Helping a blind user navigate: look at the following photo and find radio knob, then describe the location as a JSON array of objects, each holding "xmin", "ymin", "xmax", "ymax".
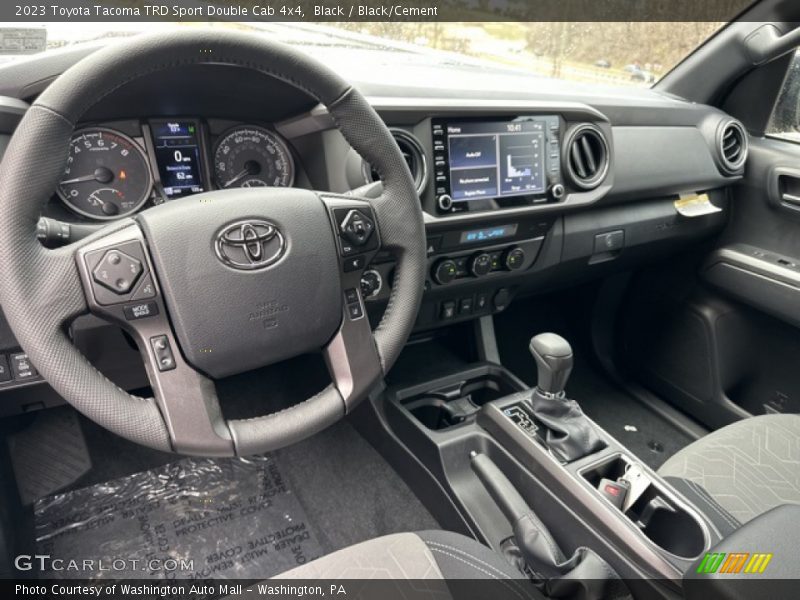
[
  {"xmin": 437, "ymin": 194, "xmax": 453, "ymax": 211},
  {"xmin": 504, "ymin": 247, "xmax": 526, "ymax": 271},
  {"xmin": 469, "ymin": 252, "xmax": 493, "ymax": 277},
  {"xmin": 433, "ymin": 258, "xmax": 458, "ymax": 285}
]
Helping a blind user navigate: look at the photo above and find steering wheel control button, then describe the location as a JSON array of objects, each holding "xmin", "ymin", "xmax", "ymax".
[
  {"xmin": 347, "ymin": 302, "xmax": 364, "ymax": 321},
  {"xmin": 343, "ymin": 255, "xmax": 366, "ymax": 273},
  {"xmin": 150, "ymin": 335, "xmax": 176, "ymax": 372},
  {"xmin": 131, "ymin": 273, "xmax": 157, "ymax": 301},
  {"xmin": 10, "ymin": 353, "xmax": 37, "ymax": 381},
  {"xmin": 92, "ymin": 249, "xmax": 143, "ymax": 294},
  {"xmin": 340, "ymin": 210, "xmax": 374, "ymax": 247},
  {"xmin": 123, "ymin": 301, "xmax": 160, "ymax": 321},
  {"xmin": 344, "ymin": 288, "xmax": 360, "ymax": 304}
]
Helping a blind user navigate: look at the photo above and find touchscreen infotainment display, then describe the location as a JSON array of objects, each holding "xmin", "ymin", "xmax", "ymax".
[{"xmin": 447, "ymin": 120, "xmax": 547, "ymax": 201}]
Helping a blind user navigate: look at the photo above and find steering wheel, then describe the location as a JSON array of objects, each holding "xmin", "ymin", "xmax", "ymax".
[{"xmin": 0, "ymin": 31, "xmax": 425, "ymax": 456}]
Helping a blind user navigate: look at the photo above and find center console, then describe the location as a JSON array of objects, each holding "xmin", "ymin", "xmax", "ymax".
[{"xmin": 375, "ymin": 332, "xmax": 722, "ymax": 598}]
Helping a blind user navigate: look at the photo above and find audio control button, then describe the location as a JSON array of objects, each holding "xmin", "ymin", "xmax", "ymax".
[{"xmin": 437, "ymin": 194, "xmax": 453, "ymax": 211}]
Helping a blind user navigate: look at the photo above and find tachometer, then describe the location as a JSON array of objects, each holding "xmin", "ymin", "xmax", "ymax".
[
  {"xmin": 213, "ymin": 126, "xmax": 294, "ymax": 189},
  {"xmin": 58, "ymin": 127, "xmax": 152, "ymax": 220}
]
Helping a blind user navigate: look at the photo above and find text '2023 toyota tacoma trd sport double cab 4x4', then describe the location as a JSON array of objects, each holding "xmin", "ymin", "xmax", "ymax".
[{"xmin": 0, "ymin": 3, "xmax": 800, "ymax": 599}]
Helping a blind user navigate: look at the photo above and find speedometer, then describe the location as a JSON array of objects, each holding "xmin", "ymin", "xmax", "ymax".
[
  {"xmin": 58, "ymin": 127, "xmax": 152, "ymax": 220},
  {"xmin": 213, "ymin": 126, "xmax": 294, "ymax": 189}
]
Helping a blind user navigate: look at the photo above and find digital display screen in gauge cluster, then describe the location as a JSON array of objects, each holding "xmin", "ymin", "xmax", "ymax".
[{"xmin": 150, "ymin": 120, "xmax": 205, "ymax": 198}]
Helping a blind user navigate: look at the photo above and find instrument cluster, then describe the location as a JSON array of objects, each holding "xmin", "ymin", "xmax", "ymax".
[{"xmin": 57, "ymin": 118, "xmax": 296, "ymax": 220}]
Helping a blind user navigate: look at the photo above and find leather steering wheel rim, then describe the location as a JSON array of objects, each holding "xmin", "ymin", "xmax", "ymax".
[{"xmin": 0, "ymin": 30, "xmax": 425, "ymax": 456}]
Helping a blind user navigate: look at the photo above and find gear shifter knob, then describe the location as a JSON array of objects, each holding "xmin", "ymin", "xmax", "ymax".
[{"xmin": 529, "ymin": 333, "xmax": 573, "ymax": 396}]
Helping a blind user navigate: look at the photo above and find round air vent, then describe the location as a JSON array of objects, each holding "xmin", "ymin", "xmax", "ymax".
[
  {"xmin": 565, "ymin": 124, "xmax": 610, "ymax": 191},
  {"xmin": 718, "ymin": 120, "xmax": 748, "ymax": 173},
  {"xmin": 363, "ymin": 129, "xmax": 428, "ymax": 195}
]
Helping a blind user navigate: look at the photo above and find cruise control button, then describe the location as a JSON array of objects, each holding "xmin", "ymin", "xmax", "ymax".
[
  {"xmin": 10, "ymin": 353, "xmax": 37, "ymax": 380},
  {"xmin": 123, "ymin": 301, "xmax": 159, "ymax": 321},
  {"xmin": 92, "ymin": 249, "xmax": 143, "ymax": 294}
]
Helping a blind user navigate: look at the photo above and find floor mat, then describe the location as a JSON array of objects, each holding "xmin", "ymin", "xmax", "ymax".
[
  {"xmin": 8, "ymin": 407, "xmax": 91, "ymax": 506},
  {"xmin": 34, "ymin": 454, "xmax": 323, "ymax": 580}
]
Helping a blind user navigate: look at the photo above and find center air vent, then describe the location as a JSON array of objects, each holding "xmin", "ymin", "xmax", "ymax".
[
  {"xmin": 364, "ymin": 129, "xmax": 428, "ymax": 195},
  {"xmin": 565, "ymin": 124, "xmax": 609, "ymax": 191},
  {"xmin": 718, "ymin": 120, "xmax": 748, "ymax": 173}
]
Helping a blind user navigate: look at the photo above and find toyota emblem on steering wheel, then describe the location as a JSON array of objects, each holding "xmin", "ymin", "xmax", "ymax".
[{"xmin": 214, "ymin": 220, "xmax": 286, "ymax": 270}]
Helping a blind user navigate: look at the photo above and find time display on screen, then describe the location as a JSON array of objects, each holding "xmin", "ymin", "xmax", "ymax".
[{"xmin": 458, "ymin": 224, "xmax": 518, "ymax": 244}]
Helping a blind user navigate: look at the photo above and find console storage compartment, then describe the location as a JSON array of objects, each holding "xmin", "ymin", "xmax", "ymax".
[{"xmin": 580, "ymin": 453, "xmax": 707, "ymax": 559}]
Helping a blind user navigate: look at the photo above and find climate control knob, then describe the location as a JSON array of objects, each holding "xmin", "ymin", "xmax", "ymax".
[
  {"xmin": 504, "ymin": 247, "xmax": 526, "ymax": 271},
  {"xmin": 433, "ymin": 258, "xmax": 458, "ymax": 285},
  {"xmin": 469, "ymin": 252, "xmax": 493, "ymax": 277}
]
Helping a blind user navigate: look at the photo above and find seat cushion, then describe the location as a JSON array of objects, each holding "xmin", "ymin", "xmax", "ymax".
[
  {"xmin": 273, "ymin": 530, "xmax": 539, "ymax": 599},
  {"xmin": 658, "ymin": 414, "xmax": 800, "ymax": 526}
]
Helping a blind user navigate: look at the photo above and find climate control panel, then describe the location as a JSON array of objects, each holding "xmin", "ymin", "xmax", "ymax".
[{"xmin": 432, "ymin": 245, "xmax": 529, "ymax": 285}]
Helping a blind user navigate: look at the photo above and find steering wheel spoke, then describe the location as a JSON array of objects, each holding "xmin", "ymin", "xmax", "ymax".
[{"xmin": 74, "ymin": 220, "xmax": 234, "ymax": 456}]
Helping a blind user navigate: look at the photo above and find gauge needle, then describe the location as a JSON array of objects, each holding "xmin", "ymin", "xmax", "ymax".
[
  {"xmin": 61, "ymin": 167, "xmax": 114, "ymax": 185},
  {"xmin": 223, "ymin": 161, "xmax": 261, "ymax": 188}
]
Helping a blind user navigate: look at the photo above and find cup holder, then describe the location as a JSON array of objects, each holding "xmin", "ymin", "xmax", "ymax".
[
  {"xmin": 400, "ymin": 369, "xmax": 523, "ymax": 431},
  {"xmin": 580, "ymin": 454, "xmax": 707, "ymax": 559}
]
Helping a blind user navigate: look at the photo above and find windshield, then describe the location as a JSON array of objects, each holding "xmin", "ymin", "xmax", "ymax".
[{"xmin": 2, "ymin": 21, "xmax": 725, "ymax": 87}]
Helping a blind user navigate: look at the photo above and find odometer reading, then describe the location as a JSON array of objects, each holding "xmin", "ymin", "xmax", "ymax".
[
  {"xmin": 213, "ymin": 126, "xmax": 294, "ymax": 189},
  {"xmin": 58, "ymin": 128, "xmax": 152, "ymax": 220}
]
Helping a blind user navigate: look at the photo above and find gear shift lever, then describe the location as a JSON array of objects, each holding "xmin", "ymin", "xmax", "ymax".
[
  {"xmin": 529, "ymin": 333, "xmax": 573, "ymax": 396},
  {"xmin": 525, "ymin": 333, "xmax": 605, "ymax": 462}
]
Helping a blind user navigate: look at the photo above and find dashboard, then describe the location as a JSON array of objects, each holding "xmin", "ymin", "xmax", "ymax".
[
  {"xmin": 54, "ymin": 118, "xmax": 296, "ymax": 221},
  {"xmin": 0, "ymin": 46, "xmax": 747, "ymax": 409}
]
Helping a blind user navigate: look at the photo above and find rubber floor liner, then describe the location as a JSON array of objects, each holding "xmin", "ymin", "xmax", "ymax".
[
  {"xmin": 8, "ymin": 407, "xmax": 91, "ymax": 506},
  {"xmin": 34, "ymin": 454, "xmax": 323, "ymax": 579}
]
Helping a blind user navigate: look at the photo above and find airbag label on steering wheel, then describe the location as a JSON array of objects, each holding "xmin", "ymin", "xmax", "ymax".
[{"xmin": 32, "ymin": 455, "xmax": 323, "ymax": 579}]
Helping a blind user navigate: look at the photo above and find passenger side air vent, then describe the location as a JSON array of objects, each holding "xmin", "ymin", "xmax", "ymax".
[
  {"xmin": 565, "ymin": 124, "xmax": 609, "ymax": 191},
  {"xmin": 718, "ymin": 120, "xmax": 748, "ymax": 173},
  {"xmin": 364, "ymin": 129, "xmax": 428, "ymax": 195}
]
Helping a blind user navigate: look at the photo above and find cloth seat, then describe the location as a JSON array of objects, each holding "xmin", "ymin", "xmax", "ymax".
[
  {"xmin": 272, "ymin": 530, "xmax": 540, "ymax": 599},
  {"xmin": 658, "ymin": 414, "xmax": 800, "ymax": 534}
]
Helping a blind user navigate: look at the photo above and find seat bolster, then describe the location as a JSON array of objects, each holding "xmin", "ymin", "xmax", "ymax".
[{"xmin": 658, "ymin": 414, "xmax": 800, "ymax": 525}]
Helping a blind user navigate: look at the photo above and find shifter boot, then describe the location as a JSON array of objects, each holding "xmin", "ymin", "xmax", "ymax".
[{"xmin": 528, "ymin": 389, "xmax": 606, "ymax": 462}]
